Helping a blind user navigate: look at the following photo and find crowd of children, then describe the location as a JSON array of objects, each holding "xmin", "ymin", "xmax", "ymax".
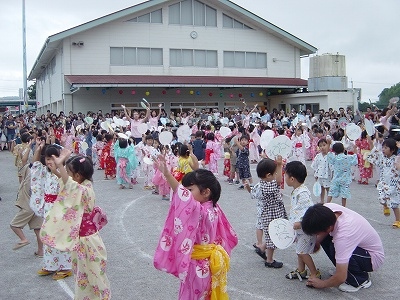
[{"xmin": 6, "ymin": 102, "xmax": 400, "ymax": 298}]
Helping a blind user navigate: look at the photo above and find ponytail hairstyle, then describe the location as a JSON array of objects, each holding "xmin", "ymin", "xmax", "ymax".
[{"xmin": 65, "ymin": 156, "xmax": 94, "ymax": 182}]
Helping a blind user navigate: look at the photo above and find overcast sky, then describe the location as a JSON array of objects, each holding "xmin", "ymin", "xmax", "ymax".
[{"xmin": 1, "ymin": 0, "xmax": 399, "ymax": 103}]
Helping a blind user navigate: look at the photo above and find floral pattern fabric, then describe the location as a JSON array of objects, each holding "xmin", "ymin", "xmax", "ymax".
[
  {"xmin": 30, "ymin": 161, "xmax": 72, "ymax": 271},
  {"xmin": 153, "ymin": 185, "xmax": 238, "ymax": 300},
  {"xmin": 40, "ymin": 178, "xmax": 111, "ymax": 300}
]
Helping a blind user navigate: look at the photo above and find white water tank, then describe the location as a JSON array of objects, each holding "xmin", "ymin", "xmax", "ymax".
[{"xmin": 309, "ymin": 53, "xmax": 346, "ymax": 78}]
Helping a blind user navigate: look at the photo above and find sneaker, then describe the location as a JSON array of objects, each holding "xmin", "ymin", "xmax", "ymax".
[
  {"xmin": 285, "ymin": 269, "xmax": 308, "ymax": 281},
  {"xmin": 235, "ymin": 181, "xmax": 240, "ymax": 185},
  {"xmin": 237, "ymin": 185, "xmax": 244, "ymax": 190},
  {"xmin": 228, "ymin": 180, "xmax": 233, "ymax": 185},
  {"xmin": 338, "ymin": 279, "xmax": 371, "ymax": 292},
  {"xmin": 383, "ymin": 206, "xmax": 390, "ymax": 216},
  {"xmin": 265, "ymin": 260, "xmax": 283, "ymax": 268}
]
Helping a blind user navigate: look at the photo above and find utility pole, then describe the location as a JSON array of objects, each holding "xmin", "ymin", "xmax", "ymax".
[{"xmin": 22, "ymin": 0, "xmax": 28, "ymax": 112}]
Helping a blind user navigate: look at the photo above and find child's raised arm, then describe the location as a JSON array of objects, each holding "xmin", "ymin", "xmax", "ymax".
[
  {"xmin": 275, "ymin": 155, "xmax": 283, "ymax": 184},
  {"xmin": 51, "ymin": 148, "xmax": 72, "ymax": 184},
  {"xmin": 187, "ymin": 144, "xmax": 199, "ymax": 170}
]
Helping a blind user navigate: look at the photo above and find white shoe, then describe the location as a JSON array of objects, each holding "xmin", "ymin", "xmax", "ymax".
[{"xmin": 338, "ymin": 279, "xmax": 371, "ymax": 292}]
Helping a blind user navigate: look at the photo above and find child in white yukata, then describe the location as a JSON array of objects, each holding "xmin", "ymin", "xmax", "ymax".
[
  {"xmin": 366, "ymin": 138, "xmax": 400, "ymax": 227},
  {"xmin": 139, "ymin": 135, "xmax": 157, "ymax": 189},
  {"xmin": 311, "ymin": 138, "xmax": 332, "ymax": 203},
  {"xmin": 284, "ymin": 161, "xmax": 320, "ymax": 281},
  {"xmin": 30, "ymin": 141, "xmax": 72, "ymax": 280},
  {"xmin": 291, "ymin": 127, "xmax": 310, "ymax": 165},
  {"xmin": 327, "ymin": 142, "xmax": 358, "ymax": 207}
]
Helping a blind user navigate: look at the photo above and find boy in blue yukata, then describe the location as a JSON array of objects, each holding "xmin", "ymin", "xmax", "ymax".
[{"xmin": 327, "ymin": 142, "xmax": 358, "ymax": 207}]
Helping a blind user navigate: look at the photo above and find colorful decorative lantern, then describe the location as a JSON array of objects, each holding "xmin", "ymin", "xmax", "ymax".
[
  {"xmin": 219, "ymin": 92, "xmax": 223, "ymax": 97},
  {"xmin": 101, "ymin": 89, "xmax": 106, "ymax": 95},
  {"xmin": 250, "ymin": 93, "xmax": 254, "ymax": 97},
  {"xmin": 209, "ymin": 92, "xmax": 213, "ymax": 97},
  {"xmin": 131, "ymin": 90, "xmax": 136, "ymax": 95},
  {"xmin": 196, "ymin": 91, "xmax": 200, "ymax": 95},
  {"xmin": 162, "ymin": 90, "xmax": 167, "ymax": 95},
  {"xmin": 145, "ymin": 91, "xmax": 150, "ymax": 96},
  {"xmin": 190, "ymin": 90, "xmax": 194, "ymax": 95},
  {"xmin": 259, "ymin": 92, "xmax": 264, "ymax": 97},
  {"xmin": 119, "ymin": 90, "xmax": 123, "ymax": 94},
  {"xmin": 176, "ymin": 89, "xmax": 181, "ymax": 94},
  {"xmin": 229, "ymin": 94, "xmax": 234, "ymax": 98},
  {"xmin": 278, "ymin": 90, "xmax": 282, "ymax": 93},
  {"xmin": 238, "ymin": 93, "xmax": 243, "ymax": 98}
]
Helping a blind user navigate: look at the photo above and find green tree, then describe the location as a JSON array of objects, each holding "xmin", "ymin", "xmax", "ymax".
[
  {"xmin": 27, "ymin": 81, "xmax": 36, "ymax": 99},
  {"xmin": 377, "ymin": 82, "xmax": 400, "ymax": 107}
]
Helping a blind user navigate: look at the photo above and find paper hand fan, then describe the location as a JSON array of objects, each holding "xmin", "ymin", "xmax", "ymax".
[
  {"xmin": 268, "ymin": 218, "xmax": 296, "ymax": 249},
  {"xmin": 313, "ymin": 181, "xmax": 322, "ymax": 197},
  {"xmin": 159, "ymin": 131, "xmax": 173, "ymax": 145}
]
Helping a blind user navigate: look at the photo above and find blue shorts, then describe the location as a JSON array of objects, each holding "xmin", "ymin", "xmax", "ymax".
[
  {"xmin": 328, "ymin": 180, "xmax": 351, "ymax": 199},
  {"xmin": 6, "ymin": 133, "xmax": 15, "ymax": 142}
]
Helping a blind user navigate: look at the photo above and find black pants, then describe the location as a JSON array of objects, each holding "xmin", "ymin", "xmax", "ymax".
[{"xmin": 321, "ymin": 235, "xmax": 373, "ymax": 287}]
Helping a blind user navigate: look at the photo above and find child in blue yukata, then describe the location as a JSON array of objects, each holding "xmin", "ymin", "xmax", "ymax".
[
  {"xmin": 327, "ymin": 142, "xmax": 358, "ymax": 207},
  {"xmin": 284, "ymin": 161, "xmax": 320, "ymax": 281}
]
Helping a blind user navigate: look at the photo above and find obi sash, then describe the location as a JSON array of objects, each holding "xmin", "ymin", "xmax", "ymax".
[
  {"xmin": 191, "ymin": 244, "xmax": 230, "ymax": 300},
  {"xmin": 79, "ymin": 206, "xmax": 108, "ymax": 237},
  {"xmin": 205, "ymin": 149, "xmax": 214, "ymax": 165},
  {"xmin": 44, "ymin": 194, "xmax": 57, "ymax": 203},
  {"xmin": 295, "ymin": 142, "xmax": 302, "ymax": 148},
  {"xmin": 361, "ymin": 149, "xmax": 371, "ymax": 168}
]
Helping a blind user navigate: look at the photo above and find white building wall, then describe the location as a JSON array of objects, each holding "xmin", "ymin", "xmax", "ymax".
[
  {"xmin": 61, "ymin": 3, "xmax": 300, "ymax": 78},
  {"xmin": 268, "ymin": 90, "xmax": 358, "ymax": 113},
  {"xmin": 35, "ymin": 0, "xmax": 311, "ymax": 114}
]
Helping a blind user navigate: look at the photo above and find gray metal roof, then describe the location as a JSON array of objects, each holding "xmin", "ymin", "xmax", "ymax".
[{"xmin": 29, "ymin": 0, "xmax": 317, "ymax": 80}]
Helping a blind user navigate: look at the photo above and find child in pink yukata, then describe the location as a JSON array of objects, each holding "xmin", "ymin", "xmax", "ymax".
[
  {"xmin": 205, "ymin": 132, "xmax": 220, "ymax": 175},
  {"xmin": 153, "ymin": 157, "xmax": 238, "ymax": 300}
]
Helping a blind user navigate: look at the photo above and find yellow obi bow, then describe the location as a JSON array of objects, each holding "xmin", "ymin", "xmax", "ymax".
[
  {"xmin": 191, "ymin": 244, "xmax": 230, "ymax": 300},
  {"xmin": 361, "ymin": 149, "xmax": 371, "ymax": 168}
]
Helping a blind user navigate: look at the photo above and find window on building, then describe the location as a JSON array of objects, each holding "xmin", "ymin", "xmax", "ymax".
[
  {"xmin": 223, "ymin": 51, "xmax": 267, "ymax": 69},
  {"xmin": 222, "ymin": 14, "xmax": 252, "ymax": 29},
  {"xmin": 127, "ymin": 9, "xmax": 162, "ymax": 23},
  {"xmin": 170, "ymin": 49, "xmax": 218, "ymax": 67},
  {"xmin": 169, "ymin": 0, "xmax": 216, "ymax": 27},
  {"xmin": 110, "ymin": 47, "xmax": 163, "ymax": 66}
]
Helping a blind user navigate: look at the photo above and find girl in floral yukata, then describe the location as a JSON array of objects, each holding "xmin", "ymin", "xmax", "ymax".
[
  {"xmin": 367, "ymin": 137, "xmax": 400, "ymax": 228},
  {"xmin": 153, "ymin": 157, "xmax": 238, "ymax": 300},
  {"xmin": 30, "ymin": 141, "xmax": 72, "ymax": 280},
  {"xmin": 41, "ymin": 151, "xmax": 111, "ymax": 300},
  {"xmin": 205, "ymin": 132, "xmax": 220, "ymax": 175}
]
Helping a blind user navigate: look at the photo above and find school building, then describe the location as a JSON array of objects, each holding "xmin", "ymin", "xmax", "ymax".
[{"xmin": 28, "ymin": 0, "xmax": 360, "ymax": 115}]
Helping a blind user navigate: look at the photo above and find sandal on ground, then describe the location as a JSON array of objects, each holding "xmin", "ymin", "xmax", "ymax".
[
  {"xmin": 34, "ymin": 251, "xmax": 43, "ymax": 258},
  {"xmin": 285, "ymin": 269, "xmax": 308, "ymax": 281},
  {"xmin": 152, "ymin": 190, "xmax": 159, "ymax": 195},
  {"xmin": 37, "ymin": 268, "xmax": 55, "ymax": 276},
  {"xmin": 254, "ymin": 246, "xmax": 267, "ymax": 260},
  {"xmin": 392, "ymin": 221, "xmax": 400, "ymax": 228},
  {"xmin": 383, "ymin": 207, "xmax": 390, "ymax": 216},
  {"xmin": 52, "ymin": 270, "xmax": 72, "ymax": 280},
  {"xmin": 265, "ymin": 260, "xmax": 283, "ymax": 268},
  {"xmin": 119, "ymin": 185, "xmax": 126, "ymax": 189}
]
